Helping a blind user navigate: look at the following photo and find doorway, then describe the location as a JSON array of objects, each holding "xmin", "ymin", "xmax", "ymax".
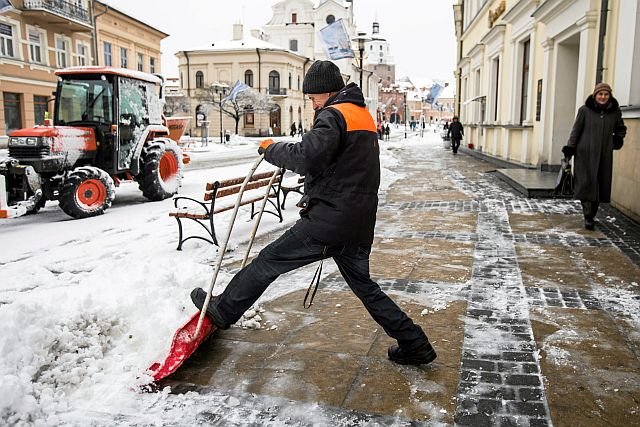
[
  {"xmin": 551, "ymin": 34, "xmax": 580, "ymax": 158},
  {"xmin": 270, "ymin": 106, "xmax": 281, "ymax": 136}
]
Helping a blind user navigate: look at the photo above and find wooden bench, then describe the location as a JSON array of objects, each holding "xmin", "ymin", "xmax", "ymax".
[
  {"xmin": 169, "ymin": 170, "xmax": 284, "ymax": 250},
  {"xmin": 280, "ymin": 173, "xmax": 305, "ymax": 209}
]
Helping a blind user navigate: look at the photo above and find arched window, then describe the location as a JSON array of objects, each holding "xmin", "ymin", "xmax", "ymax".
[
  {"xmin": 244, "ymin": 69, "xmax": 254, "ymax": 87},
  {"xmin": 326, "ymin": 14, "xmax": 335, "ymax": 25},
  {"xmin": 195, "ymin": 71, "xmax": 204, "ymax": 88},
  {"xmin": 297, "ymin": 75, "xmax": 300, "ymax": 90},
  {"xmin": 289, "ymin": 105, "xmax": 294, "ymax": 123},
  {"xmin": 288, "ymin": 73, "xmax": 292, "ymax": 89},
  {"xmin": 269, "ymin": 70, "xmax": 280, "ymax": 94}
]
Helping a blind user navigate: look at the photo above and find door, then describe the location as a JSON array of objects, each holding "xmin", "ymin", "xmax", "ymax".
[
  {"xmin": 118, "ymin": 78, "xmax": 149, "ymax": 171},
  {"xmin": 270, "ymin": 106, "xmax": 281, "ymax": 136}
]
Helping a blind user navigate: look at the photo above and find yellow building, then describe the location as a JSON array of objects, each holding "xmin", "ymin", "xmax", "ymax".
[
  {"xmin": 175, "ymin": 24, "xmax": 314, "ymax": 138},
  {"xmin": 453, "ymin": 0, "xmax": 640, "ymax": 220},
  {"xmin": 0, "ymin": 0, "xmax": 167, "ymax": 138}
]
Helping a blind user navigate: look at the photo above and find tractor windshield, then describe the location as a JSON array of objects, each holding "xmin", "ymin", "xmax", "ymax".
[{"xmin": 55, "ymin": 77, "xmax": 114, "ymax": 126}]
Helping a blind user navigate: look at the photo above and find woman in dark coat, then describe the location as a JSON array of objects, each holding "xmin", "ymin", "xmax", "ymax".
[{"xmin": 562, "ymin": 83, "xmax": 626, "ymax": 230}]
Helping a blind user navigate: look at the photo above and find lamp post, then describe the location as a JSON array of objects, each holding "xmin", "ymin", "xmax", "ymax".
[
  {"xmin": 352, "ymin": 32, "xmax": 370, "ymax": 90},
  {"xmin": 211, "ymin": 82, "xmax": 229, "ymax": 144},
  {"xmin": 403, "ymin": 90, "xmax": 408, "ymax": 139}
]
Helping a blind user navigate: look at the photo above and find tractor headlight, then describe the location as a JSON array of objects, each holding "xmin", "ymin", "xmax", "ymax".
[
  {"xmin": 26, "ymin": 137, "xmax": 37, "ymax": 145},
  {"xmin": 9, "ymin": 137, "xmax": 21, "ymax": 146},
  {"xmin": 41, "ymin": 136, "xmax": 52, "ymax": 147}
]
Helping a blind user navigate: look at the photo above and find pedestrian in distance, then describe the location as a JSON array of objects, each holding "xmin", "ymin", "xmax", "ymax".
[
  {"xmin": 447, "ymin": 116, "xmax": 464, "ymax": 154},
  {"xmin": 298, "ymin": 121, "xmax": 303, "ymax": 137},
  {"xmin": 290, "ymin": 121, "xmax": 297, "ymax": 137},
  {"xmin": 191, "ymin": 60, "xmax": 437, "ymax": 366},
  {"xmin": 385, "ymin": 123, "xmax": 390, "ymax": 141},
  {"xmin": 562, "ymin": 82, "xmax": 626, "ymax": 230}
]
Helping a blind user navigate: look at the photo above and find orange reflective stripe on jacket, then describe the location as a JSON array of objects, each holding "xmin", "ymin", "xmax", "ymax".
[{"xmin": 329, "ymin": 103, "xmax": 377, "ymax": 133}]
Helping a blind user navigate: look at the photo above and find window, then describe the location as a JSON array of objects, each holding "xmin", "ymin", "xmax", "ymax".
[
  {"xmin": 379, "ymin": 45, "xmax": 383, "ymax": 50},
  {"xmin": 291, "ymin": 13, "xmax": 297, "ymax": 23},
  {"xmin": 520, "ymin": 39, "xmax": 530, "ymax": 124},
  {"xmin": 0, "ymin": 22, "xmax": 16, "ymax": 58},
  {"xmin": 369, "ymin": 45, "xmax": 373, "ymax": 51},
  {"xmin": 3, "ymin": 92, "xmax": 21, "ymax": 134},
  {"xmin": 28, "ymin": 28, "xmax": 45, "ymax": 64},
  {"xmin": 244, "ymin": 106, "xmax": 254, "ymax": 126},
  {"xmin": 103, "ymin": 42, "xmax": 112, "ymax": 66},
  {"xmin": 269, "ymin": 70, "xmax": 280, "ymax": 93},
  {"xmin": 149, "ymin": 57, "xmax": 156, "ymax": 73},
  {"xmin": 288, "ymin": 73, "xmax": 292, "ymax": 89},
  {"xmin": 76, "ymin": 42, "xmax": 89, "ymax": 66},
  {"xmin": 195, "ymin": 71, "xmax": 204, "ymax": 88},
  {"xmin": 297, "ymin": 75, "xmax": 300, "ymax": 91},
  {"xmin": 55, "ymin": 36, "xmax": 69, "ymax": 68},
  {"xmin": 244, "ymin": 70, "xmax": 253, "ymax": 87},
  {"xmin": 536, "ymin": 79, "xmax": 543, "ymax": 121},
  {"xmin": 289, "ymin": 39, "xmax": 298, "ymax": 51},
  {"xmin": 491, "ymin": 57, "xmax": 500, "ymax": 122},
  {"xmin": 326, "ymin": 14, "xmax": 335, "ymax": 25},
  {"xmin": 120, "ymin": 47, "xmax": 128, "ymax": 68},
  {"xmin": 33, "ymin": 95, "xmax": 48, "ymax": 125},
  {"xmin": 137, "ymin": 53, "xmax": 144, "ymax": 71},
  {"xmin": 57, "ymin": 77, "xmax": 113, "ymax": 125}
]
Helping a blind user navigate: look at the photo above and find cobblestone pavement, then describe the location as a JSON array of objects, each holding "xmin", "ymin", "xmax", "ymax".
[{"xmin": 164, "ymin": 133, "xmax": 640, "ymax": 426}]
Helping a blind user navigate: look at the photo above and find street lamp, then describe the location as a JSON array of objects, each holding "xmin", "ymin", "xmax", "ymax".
[
  {"xmin": 211, "ymin": 81, "xmax": 229, "ymax": 144},
  {"xmin": 403, "ymin": 90, "xmax": 408, "ymax": 139},
  {"xmin": 352, "ymin": 32, "xmax": 370, "ymax": 90}
]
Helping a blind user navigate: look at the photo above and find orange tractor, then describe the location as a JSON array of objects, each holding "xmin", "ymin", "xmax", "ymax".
[{"xmin": 0, "ymin": 66, "xmax": 190, "ymax": 219}]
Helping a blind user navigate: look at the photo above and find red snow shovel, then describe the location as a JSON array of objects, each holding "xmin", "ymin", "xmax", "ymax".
[{"xmin": 147, "ymin": 155, "xmax": 279, "ymax": 382}]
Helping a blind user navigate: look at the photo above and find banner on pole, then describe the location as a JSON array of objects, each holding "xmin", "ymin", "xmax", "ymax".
[
  {"xmin": 223, "ymin": 80, "xmax": 250, "ymax": 103},
  {"xmin": 0, "ymin": 0, "xmax": 14, "ymax": 14},
  {"xmin": 426, "ymin": 83, "xmax": 444, "ymax": 105},
  {"xmin": 319, "ymin": 18, "xmax": 354, "ymax": 60}
]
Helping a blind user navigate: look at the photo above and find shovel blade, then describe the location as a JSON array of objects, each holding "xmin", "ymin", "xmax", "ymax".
[{"xmin": 147, "ymin": 312, "xmax": 215, "ymax": 382}]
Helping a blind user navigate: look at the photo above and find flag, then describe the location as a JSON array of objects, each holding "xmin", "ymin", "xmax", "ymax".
[
  {"xmin": 222, "ymin": 80, "xmax": 249, "ymax": 103},
  {"xmin": 0, "ymin": 0, "xmax": 14, "ymax": 14},
  {"xmin": 426, "ymin": 83, "xmax": 444, "ymax": 105},
  {"xmin": 319, "ymin": 18, "xmax": 354, "ymax": 60}
]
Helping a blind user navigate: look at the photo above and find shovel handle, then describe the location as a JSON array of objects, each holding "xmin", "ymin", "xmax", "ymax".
[
  {"xmin": 240, "ymin": 168, "xmax": 282, "ymax": 269},
  {"xmin": 194, "ymin": 154, "xmax": 264, "ymax": 339}
]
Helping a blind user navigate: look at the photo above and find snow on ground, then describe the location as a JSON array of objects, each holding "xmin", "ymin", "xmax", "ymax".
[{"xmin": 0, "ymin": 132, "xmax": 406, "ymax": 426}]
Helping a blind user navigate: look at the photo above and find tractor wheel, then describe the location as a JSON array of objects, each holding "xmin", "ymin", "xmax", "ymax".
[
  {"xmin": 58, "ymin": 167, "xmax": 116, "ymax": 219},
  {"xmin": 138, "ymin": 139, "xmax": 184, "ymax": 201}
]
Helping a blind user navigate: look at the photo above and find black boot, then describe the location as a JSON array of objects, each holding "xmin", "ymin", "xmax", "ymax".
[
  {"xmin": 388, "ymin": 341, "xmax": 437, "ymax": 365},
  {"xmin": 584, "ymin": 217, "xmax": 595, "ymax": 230},
  {"xmin": 190, "ymin": 288, "xmax": 231, "ymax": 329}
]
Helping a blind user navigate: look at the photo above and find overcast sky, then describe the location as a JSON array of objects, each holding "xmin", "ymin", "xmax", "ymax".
[{"xmin": 103, "ymin": 0, "xmax": 457, "ymax": 82}]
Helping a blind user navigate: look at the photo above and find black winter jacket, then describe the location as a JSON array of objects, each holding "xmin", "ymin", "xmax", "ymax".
[
  {"xmin": 264, "ymin": 83, "xmax": 380, "ymax": 245},
  {"xmin": 447, "ymin": 121, "xmax": 464, "ymax": 139}
]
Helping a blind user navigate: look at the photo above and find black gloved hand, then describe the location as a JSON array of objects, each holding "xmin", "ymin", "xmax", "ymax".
[
  {"xmin": 561, "ymin": 145, "xmax": 575, "ymax": 159},
  {"xmin": 613, "ymin": 135, "xmax": 624, "ymax": 150}
]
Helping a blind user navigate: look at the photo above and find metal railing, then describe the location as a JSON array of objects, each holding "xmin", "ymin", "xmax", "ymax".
[
  {"xmin": 23, "ymin": 0, "xmax": 91, "ymax": 25},
  {"xmin": 267, "ymin": 88, "xmax": 287, "ymax": 96}
]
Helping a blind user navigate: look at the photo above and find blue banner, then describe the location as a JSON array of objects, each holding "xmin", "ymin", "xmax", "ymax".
[
  {"xmin": 0, "ymin": 0, "xmax": 14, "ymax": 14},
  {"xmin": 319, "ymin": 18, "xmax": 354, "ymax": 60},
  {"xmin": 426, "ymin": 83, "xmax": 444, "ymax": 105},
  {"xmin": 223, "ymin": 80, "xmax": 250, "ymax": 103}
]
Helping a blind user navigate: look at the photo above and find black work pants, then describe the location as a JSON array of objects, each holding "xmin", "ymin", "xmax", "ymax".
[
  {"xmin": 581, "ymin": 200, "xmax": 600, "ymax": 220},
  {"xmin": 210, "ymin": 222, "xmax": 429, "ymax": 349}
]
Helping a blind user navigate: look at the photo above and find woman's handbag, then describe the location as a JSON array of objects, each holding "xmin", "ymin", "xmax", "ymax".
[{"xmin": 555, "ymin": 157, "xmax": 574, "ymax": 197}]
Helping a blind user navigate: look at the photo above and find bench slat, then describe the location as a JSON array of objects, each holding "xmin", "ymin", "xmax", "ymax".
[
  {"xmin": 205, "ymin": 171, "xmax": 277, "ymax": 191},
  {"xmin": 204, "ymin": 176, "xmax": 281, "ymax": 201},
  {"xmin": 212, "ymin": 195, "xmax": 266, "ymax": 214}
]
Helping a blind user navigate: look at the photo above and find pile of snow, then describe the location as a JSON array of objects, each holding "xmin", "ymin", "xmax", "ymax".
[{"xmin": 0, "ymin": 133, "xmax": 405, "ymax": 424}]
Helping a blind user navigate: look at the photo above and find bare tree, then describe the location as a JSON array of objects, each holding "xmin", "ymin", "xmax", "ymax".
[
  {"xmin": 163, "ymin": 95, "xmax": 190, "ymax": 117},
  {"xmin": 203, "ymin": 87, "xmax": 278, "ymax": 134}
]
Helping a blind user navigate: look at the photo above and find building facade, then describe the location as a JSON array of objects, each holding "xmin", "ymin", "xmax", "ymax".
[
  {"xmin": 260, "ymin": 0, "xmax": 379, "ymax": 119},
  {"xmin": 453, "ymin": 0, "xmax": 640, "ymax": 220},
  {"xmin": 0, "ymin": 0, "xmax": 167, "ymax": 138},
  {"xmin": 175, "ymin": 24, "xmax": 314, "ymax": 138}
]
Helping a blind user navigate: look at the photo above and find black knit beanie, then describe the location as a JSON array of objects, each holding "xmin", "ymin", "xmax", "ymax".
[{"xmin": 303, "ymin": 60, "xmax": 345, "ymax": 94}]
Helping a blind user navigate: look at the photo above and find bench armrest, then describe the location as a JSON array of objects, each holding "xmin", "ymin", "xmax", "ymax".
[{"xmin": 173, "ymin": 196, "xmax": 210, "ymax": 213}]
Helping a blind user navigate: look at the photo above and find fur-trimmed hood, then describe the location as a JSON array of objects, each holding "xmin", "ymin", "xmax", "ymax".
[{"xmin": 585, "ymin": 94, "xmax": 620, "ymax": 113}]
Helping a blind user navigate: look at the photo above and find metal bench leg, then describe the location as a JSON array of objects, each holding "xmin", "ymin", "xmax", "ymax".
[{"xmin": 175, "ymin": 217, "xmax": 185, "ymax": 251}]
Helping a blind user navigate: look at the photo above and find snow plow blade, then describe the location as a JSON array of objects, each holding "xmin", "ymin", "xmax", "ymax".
[{"xmin": 147, "ymin": 311, "xmax": 216, "ymax": 381}]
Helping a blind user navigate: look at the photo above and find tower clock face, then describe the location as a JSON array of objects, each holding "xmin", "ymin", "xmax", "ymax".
[{"xmin": 326, "ymin": 14, "xmax": 335, "ymax": 25}]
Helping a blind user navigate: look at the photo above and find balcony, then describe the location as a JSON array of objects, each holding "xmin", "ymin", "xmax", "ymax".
[
  {"xmin": 21, "ymin": 0, "xmax": 92, "ymax": 30},
  {"xmin": 267, "ymin": 88, "xmax": 287, "ymax": 97}
]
